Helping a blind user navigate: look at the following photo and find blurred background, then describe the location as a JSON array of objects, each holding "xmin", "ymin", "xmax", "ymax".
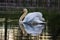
[{"xmin": 0, "ymin": 0, "xmax": 60, "ymax": 40}]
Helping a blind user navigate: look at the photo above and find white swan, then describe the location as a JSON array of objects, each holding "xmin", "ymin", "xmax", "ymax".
[{"xmin": 19, "ymin": 8, "xmax": 45, "ymax": 36}]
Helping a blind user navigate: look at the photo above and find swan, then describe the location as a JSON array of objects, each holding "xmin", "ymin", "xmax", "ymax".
[{"xmin": 19, "ymin": 8, "xmax": 46, "ymax": 36}]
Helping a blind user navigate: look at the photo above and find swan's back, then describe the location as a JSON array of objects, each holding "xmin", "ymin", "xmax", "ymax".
[{"xmin": 23, "ymin": 12, "xmax": 44, "ymax": 22}]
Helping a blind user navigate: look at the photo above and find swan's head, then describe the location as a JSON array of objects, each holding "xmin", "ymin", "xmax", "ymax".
[{"xmin": 22, "ymin": 8, "xmax": 28, "ymax": 13}]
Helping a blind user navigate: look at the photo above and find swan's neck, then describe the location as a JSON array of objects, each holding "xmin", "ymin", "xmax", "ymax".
[{"xmin": 20, "ymin": 12, "xmax": 27, "ymax": 21}]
